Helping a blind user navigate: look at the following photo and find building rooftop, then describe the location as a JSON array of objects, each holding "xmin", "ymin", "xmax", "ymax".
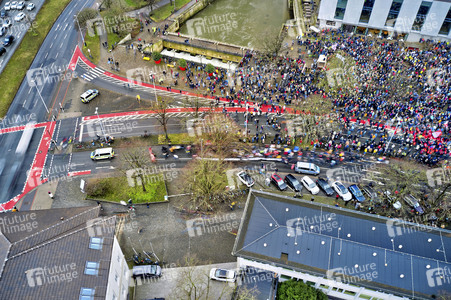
[{"xmin": 232, "ymin": 190, "xmax": 451, "ymax": 299}]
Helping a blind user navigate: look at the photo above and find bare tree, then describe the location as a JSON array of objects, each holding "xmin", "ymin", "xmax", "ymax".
[
  {"xmin": 259, "ymin": 28, "xmax": 285, "ymax": 59},
  {"xmin": 150, "ymin": 97, "xmax": 172, "ymax": 142},
  {"xmin": 75, "ymin": 8, "xmax": 98, "ymax": 29},
  {"xmin": 146, "ymin": 0, "xmax": 157, "ymax": 11},
  {"xmin": 120, "ymin": 147, "xmax": 151, "ymax": 192}
]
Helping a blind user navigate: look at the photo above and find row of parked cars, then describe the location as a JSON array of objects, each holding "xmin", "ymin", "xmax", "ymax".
[{"xmin": 236, "ymin": 161, "xmax": 426, "ymax": 214}]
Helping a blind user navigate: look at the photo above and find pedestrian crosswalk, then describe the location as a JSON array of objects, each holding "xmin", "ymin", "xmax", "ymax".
[
  {"xmin": 80, "ymin": 111, "xmax": 203, "ymax": 125},
  {"xmin": 78, "ymin": 60, "xmax": 105, "ymax": 82}
]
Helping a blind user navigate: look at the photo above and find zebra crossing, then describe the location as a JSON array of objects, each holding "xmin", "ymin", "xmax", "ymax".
[
  {"xmin": 78, "ymin": 60, "xmax": 105, "ymax": 82},
  {"xmin": 80, "ymin": 111, "xmax": 205, "ymax": 125}
]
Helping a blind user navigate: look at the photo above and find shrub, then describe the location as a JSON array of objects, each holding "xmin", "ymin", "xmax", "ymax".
[
  {"xmin": 178, "ymin": 58, "xmax": 187, "ymax": 68},
  {"xmin": 152, "ymin": 51, "xmax": 162, "ymax": 61}
]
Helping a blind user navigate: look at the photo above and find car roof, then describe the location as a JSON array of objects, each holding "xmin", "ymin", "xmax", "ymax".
[{"xmin": 285, "ymin": 174, "xmax": 296, "ymax": 180}]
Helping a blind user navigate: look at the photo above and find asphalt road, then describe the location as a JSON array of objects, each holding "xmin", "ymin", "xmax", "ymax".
[{"xmin": 0, "ymin": 0, "xmax": 95, "ymax": 203}]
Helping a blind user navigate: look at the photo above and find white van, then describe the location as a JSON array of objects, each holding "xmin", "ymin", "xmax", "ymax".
[
  {"xmin": 294, "ymin": 162, "xmax": 320, "ymax": 175},
  {"xmin": 91, "ymin": 148, "xmax": 114, "ymax": 160},
  {"xmin": 80, "ymin": 89, "xmax": 99, "ymax": 103}
]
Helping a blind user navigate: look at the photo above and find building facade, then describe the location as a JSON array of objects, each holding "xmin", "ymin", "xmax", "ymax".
[{"xmin": 317, "ymin": 0, "xmax": 451, "ymax": 42}]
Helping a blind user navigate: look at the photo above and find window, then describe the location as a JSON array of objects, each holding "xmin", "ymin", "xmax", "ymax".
[
  {"xmin": 335, "ymin": 0, "xmax": 348, "ymax": 20},
  {"xmin": 385, "ymin": 0, "xmax": 403, "ymax": 27},
  {"xmin": 80, "ymin": 288, "xmax": 95, "ymax": 300},
  {"xmin": 412, "ymin": 1, "xmax": 432, "ymax": 31},
  {"xmin": 359, "ymin": 0, "xmax": 375, "ymax": 23},
  {"xmin": 84, "ymin": 262, "xmax": 100, "ymax": 276},
  {"xmin": 89, "ymin": 237, "xmax": 103, "ymax": 250},
  {"xmin": 439, "ymin": 8, "xmax": 451, "ymax": 35},
  {"xmin": 115, "ymin": 272, "xmax": 119, "ymax": 282}
]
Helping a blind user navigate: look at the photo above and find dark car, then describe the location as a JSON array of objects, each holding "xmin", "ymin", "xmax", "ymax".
[
  {"xmin": 316, "ymin": 177, "xmax": 334, "ymax": 196},
  {"xmin": 271, "ymin": 173, "xmax": 287, "ymax": 191},
  {"xmin": 361, "ymin": 183, "xmax": 382, "ymax": 204},
  {"xmin": 0, "ymin": 47, "xmax": 5, "ymax": 56},
  {"xmin": 348, "ymin": 184, "xmax": 365, "ymax": 202},
  {"xmin": 0, "ymin": 10, "xmax": 7, "ymax": 18},
  {"xmin": 3, "ymin": 35, "xmax": 13, "ymax": 46},
  {"xmin": 284, "ymin": 174, "xmax": 302, "ymax": 192},
  {"xmin": 403, "ymin": 194, "xmax": 425, "ymax": 215}
]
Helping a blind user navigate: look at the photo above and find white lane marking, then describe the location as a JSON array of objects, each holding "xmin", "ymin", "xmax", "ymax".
[{"xmin": 78, "ymin": 124, "xmax": 84, "ymax": 142}]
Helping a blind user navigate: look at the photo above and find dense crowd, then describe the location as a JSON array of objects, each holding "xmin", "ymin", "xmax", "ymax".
[{"xmin": 178, "ymin": 30, "xmax": 450, "ymax": 166}]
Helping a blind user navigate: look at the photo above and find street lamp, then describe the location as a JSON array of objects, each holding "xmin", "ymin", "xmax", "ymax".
[
  {"xmin": 95, "ymin": 107, "xmax": 107, "ymax": 141},
  {"xmin": 32, "ymin": 80, "xmax": 49, "ymax": 114},
  {"xmin": 74, "ymin": 14, "xmax": 85, "ymax": 47}
]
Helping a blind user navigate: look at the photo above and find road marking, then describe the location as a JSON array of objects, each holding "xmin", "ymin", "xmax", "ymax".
[
  {"xmin": 50, "ymin": 42, "xmax": 53, "ymax": 49},
  {"xmin": 59, "ymin": 43, "xmax": 63, "ymax": 49},
  {"xmin": 64, "ymin": 33, "xmax": 67, "ymax": 39},
  {"xmin": 44, "ymin": 52, "xmax": 48, "ymax": 59},
  {"xmin": 55, "ymin": 52, "xmax": 59, "ymax": 59},
  {"xmin": 78, "ymin": 124, "xmax": 84, "ymax": 142}
]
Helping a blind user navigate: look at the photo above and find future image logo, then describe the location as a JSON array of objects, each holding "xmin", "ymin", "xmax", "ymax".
[
  {"xmin": 326, "ymin": 263, "xmax": 378, "ymax": 284},
  {"xmin": 186, "ymin": 13, "xmax": 238, "ymax": 36},
  {"xmin": 426, "ymin": 267, "xmax": 451, "ymax": 287},
  {"xmin": 185, "ymin": 213, "xmax": 239, "ymax": 237},
  {"xmin": 26, "ymin": 263, "xmax": 78, "ymax": 287},
  {"xmin": 426, "ymin": 167, "xmax": 450, "ymax": 187}
]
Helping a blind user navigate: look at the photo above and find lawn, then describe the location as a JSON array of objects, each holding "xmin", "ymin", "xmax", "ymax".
[
  {"xmin": 150, "ymin": 0, "xmax": 192, "ymax": 22},
  {"xmin": 158, "ymin": 133, "xmax": 196, "ymax": 144},
  {"xmin": 0, "ymin": 0, "xmax": 72, "ymax": 117},
  {"xmin": 86, "ymin": 175, "xmax": 167, "ymax": 203},
  {"xmin": 83, "ymin": 33, "xmax": 101, "ymax": 65}
]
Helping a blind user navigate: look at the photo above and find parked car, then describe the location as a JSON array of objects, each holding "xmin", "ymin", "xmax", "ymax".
[
  {"xmin": 209, "ymin": 268, "xmax": 236, "ymax": 282},
  {"xmin": 3, "ymin": 35, "xmax": 13, "ymax": 46},
  {"xmin": 10, "ymin": 1, "xmax": 17, "ymax": 10},
  {"xmin": 26, "ymin": 2, "xmax": 34, "ymax": 11},
  {"xmin": 2, "ymin": 18, "xmax": 11, "ymax": 28},
  {"xmin": 237, "ymin": 170, "xmax": 254, "ymax": 188},
  {"xmin": 284, "ymin": 174, "xmax": 302, "ymax": 192},
  {"xmin": 332, "ymin": 181, "xmax": 352, "ymax": 201},
  {"xmin": 403, "ymin": 194, "xmax": 424, "ymax": 215},
  {"xmin": 361, "ymin": 183, "xmax": 382, "ymax": 204},
  {"xmin": 271, "ymin": 173, "xmax": 288, "ymax": 191},
  {"xmin": 348, "ymin": 184, "xmax": 365, "ymax": 202},
  {"xmin": 80, "ymin": 89, "xmax": 99, "ymax": 103},
  {"xmin": 0, "ymin": 10, "xmax": 7, "ymax": 18},
  {"xmin": 383, "ymin": 190, "xmax": 402, "ymax": 210},
  {"xmin": 301, "ymin": 176, "xmax": 319, "ymax": 195},
  {"xmin": 4, "ymin": 2, "xmax": 11, "ymax": 11},
  {"xmin": 14, "ymin": 12, "xmax": 25, "ymax": 22},
  {"xmin": 0, "ymin": 27, "xmax": 5, "ymax": 37},
  {"xmin": 294, "ymin": 162, "xmax": 320, "ymax": 175},
  {"xmin": 16, "ymin": 1, "xmax": 24, "ymax": 10},
  {"xmin": 0, "ymin": 47, "xmax": 6, "ymax": 56},
  {"xmin": 316, "ymin": 177, "xmax": 334, "ymax": 196},
  {"xmin": 132, "ymin": 265, "xmax": 162, "ymax": 279}
]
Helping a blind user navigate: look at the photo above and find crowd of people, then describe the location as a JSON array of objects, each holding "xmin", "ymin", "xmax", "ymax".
[{"xmin": 166, "ymin": 28, "xmax": 450, "ymax": 166}]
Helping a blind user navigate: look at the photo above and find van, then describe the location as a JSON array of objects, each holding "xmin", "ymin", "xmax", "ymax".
[
  {"xmin": 132, "ymin": 265, "xmax": 162, "ymax": 279},
  {"xmin": 91, "ymin": 148, "xmax": 114, "ymax": 160},
  {"xmin": 294, "ymin": 162, "xmax": 320, "ymax": 175},
  {"xmin": 80, "ymin": 89, "xmax": 99, "ymax": 103}
]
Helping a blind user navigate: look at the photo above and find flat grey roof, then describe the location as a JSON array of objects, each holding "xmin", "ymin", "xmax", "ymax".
[{"xmin": 233, "ymin": 190, "xmax": 451, "ymax": 299}]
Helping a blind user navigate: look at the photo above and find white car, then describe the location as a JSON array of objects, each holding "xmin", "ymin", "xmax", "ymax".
[
  {"xmin": 301, "ymin": 176, "xmax": 319, "ymax": 195},
  {"xmin": 237, "ymin": 171, "xmax": 254, "ymax": 188},
  {"xmin": 4, "ymin": 2, "xmax": 11, "ymax": 11},
  {"xmin": 2, "ymin": 19, "xmax": 11, "ymax": 28},
  {"xmin": 10, "ymin": 1, "xmax": 17, "ymax": 10},
  {"xmin": 26, "ymin": 3, "xmax": 34, "ymax": 11},
  {"xmin": 332, "ymin": 181, "xmax": 352, "ymax": 201},
  {"xmin": 16, "ymin": 1, "xmax": 24, "ymax": 10},
  {"xmin": 209, "ymin": 268, "xmax": 236, "ymax": 282},
  {"xmin": 14, "ymin": 12, "xmax": 25, "ymax": 22}
]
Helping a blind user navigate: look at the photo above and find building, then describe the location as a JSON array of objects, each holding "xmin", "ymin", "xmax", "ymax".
[
  {"xmin": 317, "ymin": 0, "xmax": 451, "ymax": 42},
  {"xmin": 0, "ymin": 206, "xmax": 130, "ymax": 299},
  {"xmin": 232, "ymin": 190, "xmax": 451, "ymax": 300}
]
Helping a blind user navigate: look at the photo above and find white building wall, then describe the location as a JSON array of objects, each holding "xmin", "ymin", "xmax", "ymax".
[
  {"xmin": 318, "ymin": 0, "xmax": 338, "ymax": 22},
  {"xmin": 367, "ymin": 0, "xmax": 392, "ymax": 29},
  {"xmin": 105, "ymin": 237, "xmax": 130, "ymax": 300},
  {"xmin": 393, "ymin": 0, "xmax": 423, "ymax": 34},
  {"xmin": 420, "ymin": 1, "xmax": 450, "ymax": 37},
  {"xmin": 343, "ymin": 0, "xmax": 365, "ymax": 25}
]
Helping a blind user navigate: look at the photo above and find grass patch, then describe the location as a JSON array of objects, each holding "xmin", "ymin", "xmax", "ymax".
[
  {"xmin": 296, "ymin": 94, "xmax": 333, "ymax": 115},
  {"xmin": 86, "ymin": 176, "xmax": 167, "ymax": 203},
  {"xmin": 158, "ymin": 133, "xmax": 195, "ymax": 144},
  {"xmin": 0, "ymin": 0, "xmax": 72, "ymax": 117},
  {"xmin": 123, "ymin": 0, "xmax": 148, "ymax": 9},
  {"xmin": 150, "ymin": 0, "xmax": 191, "ymax": 22},
  {"xmin": 84, "ymin": 33, "xmax": 101, "ymax": 65}
]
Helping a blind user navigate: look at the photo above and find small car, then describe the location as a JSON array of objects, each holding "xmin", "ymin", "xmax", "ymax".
[
  {"xmin": 0, "ymin": 27, "xmax": 5, "ymax": 37},
  {"xmin": 0, "ymin": 10, "xmax": 7, "ymax": 18},
  {"xmin": 4, "ymin": 2, "xmax": 11, "ymax": 11},
  {"xmin": 348, "ymin": 184, "xmax": 365, "ymax": 202},
  {"xmin": 0, "ymin": 47, "xmax": 6, "ymax": 56},
  {"xmin": 301, "ymin": 176, "xmax": 319, "ymax": 195},
  {"xmin": 316, "ymin": 177, "xmax": 334, "ymax": 196},
  {"xmin": 403, "ymin": 194, "xmax": 424, "ymax": 215},
  {"xmin": 332, "ymin": 181, "xmax": 352, "ymax": 201},
  {"xmin": 14, "ymin": 12, "xmax": 25, "ymax": 22},
  {"xmin": 10, "ymin": 1, "xmax": 17, "ymax": 10},
  {"xmin": 2, "ymin": 18, "xmax": 11, "ymax": 28},
  {"xmin": 362, "ymin": 183, "xmax": 382, "ymax": 204},
  {"xmin": 284, "ymin": 174, "xmax": 302, "ymax": 192},
  {"xmin": 80, "ymin": 89, "xmax": 99, "ymax": 103},
  {"xmin": 237, "ymin": 170, "xmax": 254, "ymax": 188},
  {"xmin": 132, "ymin": 265, "xmax": 162, "ymax": 279},
  {"xmin": 26, "ymin": 3, "xmax": 34, "ymax": 11},
  {"xmin": 3, "ymin": 35, "xmax": 13, "ymax": 46},
  {"xmin": 209, "ymin": 268, "xmax": 236, "ymax": 282},
  {"xmin": 16, "ymin": 1, "xmax": 24, "ymax": 10},
  {"xmin": 271, "ymin": 173, "xmax": 288, "ymax": 191}
]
